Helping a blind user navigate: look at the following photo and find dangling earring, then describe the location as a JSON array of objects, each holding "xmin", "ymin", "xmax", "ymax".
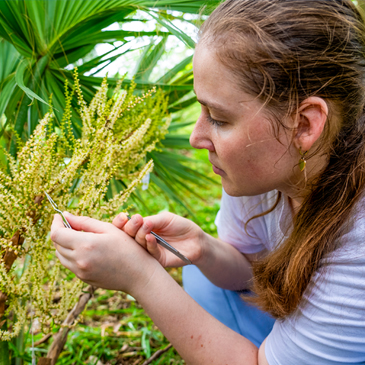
[
  {"xmin": 299, "ymin": 147, "xmax": 308, "ymax": 185},
  {"xmin": 299, "ymin": 147, "xmax": 308, "ymax": 171}
]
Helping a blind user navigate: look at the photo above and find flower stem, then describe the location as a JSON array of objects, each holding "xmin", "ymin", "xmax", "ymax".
[{"xmin": 0, "ymin": 321, "xmax": 10, "ymax": 365}]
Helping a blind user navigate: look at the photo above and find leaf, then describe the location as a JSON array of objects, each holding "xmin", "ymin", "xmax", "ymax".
[
  {"xmin": 166, "ymin": 88, "xmax": 193, "ymax": 105},
  {"xmin": 0, "ymin": 0, "xmax": 222, "ymax": 216},
  {"xmin": 76, "ymin": 42, "xmax": 127, "ymax": 74},
  {"xmin": 153, "ymin": 0, "xmax": 220, "ymax": 14},
  {"xmin": 162, "ymin": 134, "xmax": 193, "ymax": 149},
  {"xmin": 0, "ymin": 2, "xmax": 34, "ymax": 58},
  {"xmin": 4, "ymin": 84, "xmax": 24, "ymax": 123},
  {"xmin": 67, "ymin": 72, "xmax": 194, "ymax": 92},
  {"xmin": 52, "ymin": 44, "xmax": 96, "ymax": 69},
  {"xmin": 168, "ymin": 95, "xmax": 197, "ymax": 113},
  {"xmin": 62, "ymin": 29, "xmax": 170, "ymax": 50},
  {"xmin": 149, "ymin": 12, "xmax": 196, "ymax": 49},
  {"xmin": 150, "ymin": 173, "xmax": 193, "ymax": 215},
  {"xmin": 49, "ymin": 7, "xmax": 137, "ymax": 54},
  {"xmin": 0, "ymin": 75, "xmax": 16, "ymax": 117},
  {"xmin": 168, "ymin": 120, "xmax": 195, "ymax": 131},
  {"xmin": 15, "ymin": 59, "xmax": 51, "ymax": 107},
  {"xmin": 156, "ymin": 54, "xmax": 193, "ymax": 84},
  {"xmin": 141, "ymin": 328, "xmax": 151, "ymax": 358},
  {"xmin": 134, "ymin": 36, "xmax": 168, "ymax": 82},
  {"xmin": 0, "ymin": 39, "xmax": 20, "ymax": 81}
]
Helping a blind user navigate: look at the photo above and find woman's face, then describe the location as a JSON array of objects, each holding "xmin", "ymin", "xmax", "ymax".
[{"xmin": 191, "ymin": 45, "xmax": 300, "ymax": 197}]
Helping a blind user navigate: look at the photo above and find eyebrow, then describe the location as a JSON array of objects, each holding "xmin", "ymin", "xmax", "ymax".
[
  {"xmin": 196, "ymin": 98, "xmax": 230, "ymax": 114},
  {"xmin": 193, "ymin": 88, "xmax": 230, "ymax": 114}
]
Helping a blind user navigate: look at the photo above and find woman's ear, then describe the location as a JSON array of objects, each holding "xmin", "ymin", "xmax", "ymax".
[{"xmin": 293, "ymin": 97, "xmax": 328, "ymax": 151}]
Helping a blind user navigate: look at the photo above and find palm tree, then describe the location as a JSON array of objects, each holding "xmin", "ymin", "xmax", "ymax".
[
  {"xmin": 0, "ymin": 0, "xmax": 220, "ymax": 212},
  {"xmin": 0, "ymin": 1, "xmax": 223, "ymax": 363}
]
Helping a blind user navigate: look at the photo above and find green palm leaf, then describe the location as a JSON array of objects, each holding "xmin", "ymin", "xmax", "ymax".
[
  {"xmin": 135, "ymin": 36, "xmax": 169, "ymax": 82},
  {"xmin": 0, "ymin": 0, "xmax": 220, "ymax": 211}
]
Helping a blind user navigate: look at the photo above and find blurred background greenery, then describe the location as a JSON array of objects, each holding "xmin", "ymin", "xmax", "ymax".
[
  {"xmin": 0, "ymin": 0, "xmax": 222, "ymax": 363},
  {"xmin": 0, "ymin": 0, "xmax": 223, "ymax": 214}
]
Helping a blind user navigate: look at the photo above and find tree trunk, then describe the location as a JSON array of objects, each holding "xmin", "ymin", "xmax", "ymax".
[{"xmin": 45, "ymin": 285, "xmax": 96, "ymax": 365}]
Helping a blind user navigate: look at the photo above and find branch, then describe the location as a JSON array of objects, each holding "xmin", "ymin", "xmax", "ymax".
[
  {"xmin": 141, "ymin": 344, "xmax": 173, "ymax": 365},
  {"xmin": 34, "ymin": 333, "xmax": 52, "ymax": 347},
  {"xmin": 0, "ymin": 195, "xmax": 44, "ymax": 325},
  {"xmin": 37, "ymin": 358, "xmax": 51, "ymax": 365},
  {"xmin": 0, "ymin": 230, "xmax": 25, "ymax": 323},
  {"xmin": 45, "ymin": 285, "xmax": 96, "ymax": 365}
]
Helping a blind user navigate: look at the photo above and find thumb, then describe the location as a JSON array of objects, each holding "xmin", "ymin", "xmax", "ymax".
[
  {"xmin": 143, "ymin": 212, "xmax": 173, "ymax": 233},
  {"xmin": 51, "ymin": 213, "xmax": 67, "ymax": 232},
  {"xmin": 63, "ymin": 212, "xmax": 114, "ymax": 234},
  {"xmin": 112, "ymin": 213, "xmax": 129, "ymax": 230}
]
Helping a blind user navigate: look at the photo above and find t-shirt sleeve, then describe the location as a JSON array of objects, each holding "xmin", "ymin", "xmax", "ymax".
[
  {"xmin": 215, "ymin": 189, "xmax": 270, "ymax": 254},
  {"xmin": 265, "ymin": 221, "xmax": 365, "ymax": 364}
]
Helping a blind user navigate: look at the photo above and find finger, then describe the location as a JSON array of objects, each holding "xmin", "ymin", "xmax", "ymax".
[
  {"xmin": 122, "ymin": 214, "xmax": 143, "ymax": 238},
  {"xmin": 135, "ymin": 219, "xmax": 154, "ymax": 246},
  {"xmin": 145, "ymin": 234, "xmax": 161, "ymax": 260},
  {"xmin": 51, "ymin": 214, "xmax": 97, "ymax": 250},
  {"xmin": 54, "ymin": 243, "xmax": 74, "ymax": 261},
  {"xmin": 63, "ymin": 212, "xmax": 116, "ymax": 234},
  {"xmin": 112, "ymin": 213, "xmax": 129, "ymax": 230},
  {"xmin": 55, "ymin": 247, "xmax": 76, "ymax": 273},
  {"xmin": 51, "ymin": 214, "xmax": 76, "ymax": 249},
  {"xmin": 141, "ymin": 212, "xmax": 173, "ymax": 234},
  {"xmin": 51, "ymin": 213, "xmax": 65, "ymax": 230}
]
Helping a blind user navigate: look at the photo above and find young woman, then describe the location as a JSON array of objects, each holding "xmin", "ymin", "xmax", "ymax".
[{"xmin": 51, "ymin": 0, "xmax": 365, "ymax": 363}]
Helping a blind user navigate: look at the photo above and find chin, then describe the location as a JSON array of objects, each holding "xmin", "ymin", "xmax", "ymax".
[
  {"xmin": 222, "ymin": 180, "xmax": 269, "ymax": 197},
  {"xmin": 221, "ymin": 181, "xmax": 246, "ymax": 197}
]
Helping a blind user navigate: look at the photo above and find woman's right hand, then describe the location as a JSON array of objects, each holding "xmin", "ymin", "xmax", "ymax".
[{"xmin": 112, "ymin": 212, "xmax": 205, "ymax": 267}]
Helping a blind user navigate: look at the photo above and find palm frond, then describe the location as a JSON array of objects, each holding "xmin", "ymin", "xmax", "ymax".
[{"xmin": 0, "ymin": 0, "xmax": 220, "ymax": 213}]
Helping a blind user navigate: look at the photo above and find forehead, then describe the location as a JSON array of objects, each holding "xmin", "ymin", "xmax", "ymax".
[
  {"xmin": 193, "ymin": 45, "xmax": 237, "ymax": 92},
  {"xmin": 193, "ymin": 44, "xmax": 261, "ymax": 114}
]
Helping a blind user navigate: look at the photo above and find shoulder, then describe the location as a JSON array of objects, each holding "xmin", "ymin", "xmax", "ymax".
[
  {"xmin": 265, "ymin": 200, "xmax": 365, "ymax": 364},
  {"xmin": 215, "ymin": 189, "xmax": 281, "ymax": 254}
]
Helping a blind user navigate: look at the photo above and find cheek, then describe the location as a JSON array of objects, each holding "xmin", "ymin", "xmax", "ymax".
[
  {"xmin": 233, "ymin": 148, "xmax": 264, "ymax": 178},
  {"xmin": 220, "ymin": 130, "xmax": 283, "ymax": 178},
  {"xmin": 216, "ymin": 127, "xmax": 262, "ymax": 163}
]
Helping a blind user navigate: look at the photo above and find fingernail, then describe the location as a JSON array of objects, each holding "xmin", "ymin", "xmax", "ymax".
[
  {"xmin": 143, "ymin": 223, "xmax": 149, "ymax": 230},
  {"xmin": 131, "ymin": 215, "xmax": 138, "ymax": 224}
]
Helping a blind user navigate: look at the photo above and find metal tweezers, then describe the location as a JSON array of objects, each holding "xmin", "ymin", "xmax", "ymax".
[
  {"xmin": 126, "ymin": 215, "xmax": 192, "ymax": 265},
  {"xmin": 45, "ymin": 192, "xmax": 72, "ymax": 229},
  {"xmin": 45, "ymin": 192, "xmax": 192, "ymax": 265}
]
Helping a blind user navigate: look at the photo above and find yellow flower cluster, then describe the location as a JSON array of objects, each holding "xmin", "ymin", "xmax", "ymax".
[{"xmin": 0, "ymin": 69, "xmax": 170, "ymax": 340}]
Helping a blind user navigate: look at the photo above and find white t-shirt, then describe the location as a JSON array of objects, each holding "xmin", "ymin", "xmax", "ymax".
[{"xmin": 215, "ymin": 189, "xmax": 365, "ymax": 364}]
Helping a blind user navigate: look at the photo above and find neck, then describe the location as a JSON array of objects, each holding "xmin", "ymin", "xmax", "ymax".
[
  {"xmin": 282, "ymin": 149, "xmax": 329, "ymax": 213},
  {"xmin": 287, "ymin": 195, "xmax": 302, "ymax": 213}
]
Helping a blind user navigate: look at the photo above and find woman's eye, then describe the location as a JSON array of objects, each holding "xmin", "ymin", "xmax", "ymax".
[{"xmin": 206, "ymin": 114, "xmax": 225, "ymax": 127}]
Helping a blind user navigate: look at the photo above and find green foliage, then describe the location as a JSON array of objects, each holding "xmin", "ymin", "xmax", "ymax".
[
  {"xmin": 0, "ymin": 0, "xmax": 221, "ymax": 211},
  {"xmin": 25, "ymin": 291, "xmax": 184, "ymax": 364},
  {"xmin": 0, "ymin": 72, "xmax": 169, "ymax": 342},
  {"xmin": 4, "ymin": 144, "xmax": 220, "ymax": 364},
  {"xmin": 0, "ymin": 0, "xmax": 223, "ymax": 361},
  {"xmin": 0, "ymin": 336, "xmax": 10, "ymax": 365}
]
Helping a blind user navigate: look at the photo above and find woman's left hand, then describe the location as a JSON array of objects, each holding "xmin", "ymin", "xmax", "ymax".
[{"xmin": 50, "ymin": 212, "xmax": 160, "ymax": 296}]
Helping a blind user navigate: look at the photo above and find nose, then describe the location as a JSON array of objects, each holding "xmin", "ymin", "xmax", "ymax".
[{"xmin": 190, "ymin": 114, "xmax": 215, "ymax": 152}]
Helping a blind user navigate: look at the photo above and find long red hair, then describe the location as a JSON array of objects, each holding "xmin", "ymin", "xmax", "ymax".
[{"xmin": 201, "ymin": 0, "xmax": 365, "ymax": 318}]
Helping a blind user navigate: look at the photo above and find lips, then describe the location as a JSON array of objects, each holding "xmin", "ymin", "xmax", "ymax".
[{"xmin": 210, "ymin": 160, "xmax": 225, "ymax": 176}]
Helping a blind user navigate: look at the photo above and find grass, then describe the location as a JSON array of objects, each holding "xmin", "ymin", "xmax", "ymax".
[
  {"xmin": 15, "ymin": 148, "xmax": 222, "ymax": 365},
  {"xmin": 55, "ymin": 291, "xmax": 184, "ymax": 365}
]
